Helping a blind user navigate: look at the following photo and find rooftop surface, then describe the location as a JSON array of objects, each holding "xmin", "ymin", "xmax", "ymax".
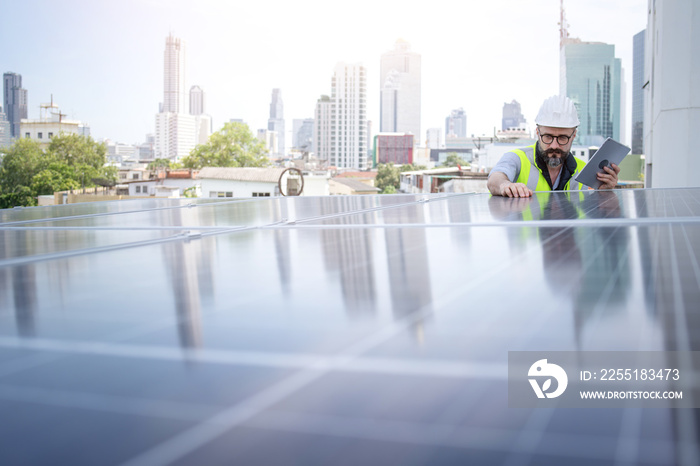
[{"xmin": 0, "ymin": 188, "xmax": 699, "ymax": 465}]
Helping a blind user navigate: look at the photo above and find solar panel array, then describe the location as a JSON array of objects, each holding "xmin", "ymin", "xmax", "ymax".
[{"xmin": 0, "ymin": 188, "xmax": 699, "ymax": 465}]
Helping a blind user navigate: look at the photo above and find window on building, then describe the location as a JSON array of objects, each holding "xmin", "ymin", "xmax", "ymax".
[
  {"xmin": 48, "ymin": 132, "xmax": 53, "ymax": 139},
  {"xmin": 211, "ymin": 191, "xmax": 233, "ymax": 198},
  {"xmin": 132, "ymin": 174, "xmax": 140, "ymax": 180},
  {"xmin": 252, "ymin": 192, "xmax": 271, "ymax": 197},
  {"xmin": 25, "ymin": 133, "xmax": 30, "ymax": 138},
  {"xmin": 135, "ymin": 186, "xmax": 141, "ymax": 193},
  {"xmin": 120, "ymin": 173, "xmax": 127, "ymax": 179},
  {"xmin": 38, "ymin": 132, "xmax": 43, "ymax": 139}
]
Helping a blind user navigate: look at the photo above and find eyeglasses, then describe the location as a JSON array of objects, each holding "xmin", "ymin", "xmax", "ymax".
[{"xmin": 539, "ymin": 130, "xmax": 575, "ymax": 145}]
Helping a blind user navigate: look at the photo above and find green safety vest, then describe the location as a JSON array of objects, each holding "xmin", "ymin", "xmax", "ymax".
[{"xmin": 512, "ymin": 143, "xmax": 587, "ymax": 191}]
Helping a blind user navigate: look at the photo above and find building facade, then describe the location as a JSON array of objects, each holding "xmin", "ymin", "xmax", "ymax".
[
  {"xmin": 155, "ymin": 113, "xmax": 208, "ymax": 160},
  {"xmin": 292, "ymin": 118, "xmax": 314, "ymax": 152},
  {"xmin": 0, "ymin": 106, "xmax": 11, "ymax": 148},
  {"xmin": 445, "ymin": 108, "xmax": 467, "ymax": 139},
  {"xmin": 632, "ymin": 30, "xmax": 645, "ymax": 155},
  {"xmin": 380, "ymin": 39, "xmax": 421, "ymax": 145},
  {"xmin": 3, "ymin": 72, "xmax": 28, "ymax": 139},
  {"xmin": 257, "ymin": 129, "xmax": 278, "ymax": 157},
  {"xmin": 374, "ymin": 133, "xmax": 414, "ymax": 166},
  {"xmin": 189, "ymin": 85, "xmax": 205, "ymax": 115},
  {"xmin": 426, "ymin": 127, "xmax": 442, "ymax": 149},
  {"xmin": 314, "ymin": 63, "xmax": 368, "ymax": 170},
  {"xmin": 163, "ymin": 34, "xmax": 187, "ymax": 114},
  {"xmin": 313, "ymin": 96, "xmax": 333, "ymax": 164},
  {"xmin": 502, "ymin": 100, "xmax": 526, "ymax": 131},
  {"xmin": 268, "ymin": 89, "xmax": 285, "ymax": 156},
  {"xmin": 20, "ymin": 101, "xmax": 89, "ymax": 148},
  {"xmin": 560, "ymin": 40, "xmax": 622, "ymax": 146},
  {"xmin": 644, "ymin": 0, "xmax": 699, "ymax": 188}
]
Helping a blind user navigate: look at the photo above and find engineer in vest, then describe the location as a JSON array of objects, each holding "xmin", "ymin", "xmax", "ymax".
[{"xmin": 487, "ymin": 95, "xmax": 620, "ymax": 197}]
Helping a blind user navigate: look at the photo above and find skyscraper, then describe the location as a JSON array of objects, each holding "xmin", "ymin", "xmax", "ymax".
[
  {"xmin": 268, "ymin": 89, "xmax": 285, "ymax": 156},
  {"xmin": 380, "ymin": 40, "xmax": 421, "ymax": 145},
  {"xmin": 3, "ymin": 72, "xmax": 28, "ymax": 139},
  {"xmin": 445, "ymin": 108, "xmax": 467, "ymax": 138},
  {"xmin": 189, "ymin": 85, "xmax": 205, "ymax": 115},
  {"xmin": 163, "ymin": 34, "xmax": 187, "ymax": 114},
  {"xmin": 155, "ymin": 34, "xmax": 209, "ymax": 160},
  {"xmin": 631, "ymin": 30, "xmax": 645, "ymax": 155},
  {"xmin": 502, "ymin": 100, "xmax": 526, "ymax": 131},
  {"xmin": 314, "ymin": 63, "xmax": 368, "ymax": 170},
  {"xmin": 426, "ymin": 128, "xmax": 442, "ymax": 149},
  {"xmin": 292, "ymin": 118, "xmax": 314, "ymax": 152},
  {"xmin": 0, "ymin": 106, "xmax": 11, "ymax": 148},
  {"xmin": 559, "ymin": 6, "xmax": 621, "ymax": 146},
  {"xmin": 313, "ymin": 96, "xmax": 332, "ymax": 164}
]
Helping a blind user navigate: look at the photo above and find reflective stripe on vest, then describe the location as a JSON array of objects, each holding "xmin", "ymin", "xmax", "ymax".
[{"xmin": 511, "ymin": 143, "xmax": 587, "ymax": 191}]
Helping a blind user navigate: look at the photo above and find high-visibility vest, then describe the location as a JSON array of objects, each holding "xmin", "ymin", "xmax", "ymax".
[{"xmin": 512, "ymin": 143, "xmax": 587, "ymax": 191}]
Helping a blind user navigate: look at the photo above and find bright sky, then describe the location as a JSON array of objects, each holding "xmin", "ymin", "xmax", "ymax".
[{"xmin": 0, "ymin": 0, "xmax": 647, "ymax": 147}]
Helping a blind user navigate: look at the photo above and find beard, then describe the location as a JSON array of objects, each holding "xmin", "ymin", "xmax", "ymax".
[
  {"xmin": 545, "ymin": 151, "xmax": 564, "ymax": 168},
  {"xmin": 539, "ymin": 145, "xmax": 566, "ymax": 168}
]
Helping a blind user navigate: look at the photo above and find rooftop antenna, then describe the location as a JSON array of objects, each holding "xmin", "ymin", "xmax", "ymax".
[{"xmin": 559, "ymin": 0, "xmax": 570, "ymax": 48}]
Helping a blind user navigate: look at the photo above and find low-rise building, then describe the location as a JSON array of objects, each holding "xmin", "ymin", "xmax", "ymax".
[
  {"xmin": 124, "ymin": 168, "xmax": 199, "ymax": 197},
  {"xmin": 20, "ymin": 100, "xmax": 89, "ymax": 148},
  {"xmin": 330, "ymin": 178, "xmax": 381, "ymax": 195},
  {"xmin": 374, "ymin": 133, "xmax": 414, "ymax": 166},
  {"xmin": 198, "ymin": 167, "xmax": 332, "ymax": 198},
  {"xmin": 199, "ymin": 167, "xmax": 286, "ymax": 198},
  {"xmin": 400, "ymin": 166, "xmax": 489, "ymax": 194}
]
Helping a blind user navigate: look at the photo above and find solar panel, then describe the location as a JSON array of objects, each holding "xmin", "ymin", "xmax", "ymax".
[{"xmin": 0, "ymin": 189, "xmax": 698, "ymax": 465}]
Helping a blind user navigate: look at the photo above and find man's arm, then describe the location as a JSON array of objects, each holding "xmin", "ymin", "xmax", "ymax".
[
  {"xmin": 596, "ymin": 163, "xmax": 620, "ymax": 190},
  {"xmin": 487, "ymin": 172, "xmax": 533, "ymax": 198}
]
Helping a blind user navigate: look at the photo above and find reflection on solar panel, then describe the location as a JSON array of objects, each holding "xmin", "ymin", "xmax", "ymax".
[{"xmin": 0, "ymin": 189, "xmax": 699, "ymax": 465}]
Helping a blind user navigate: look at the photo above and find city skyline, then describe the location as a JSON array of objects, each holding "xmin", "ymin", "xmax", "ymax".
[{"xmin": 0, "ymin": 0, "xmax": 647, "ymax": 147}]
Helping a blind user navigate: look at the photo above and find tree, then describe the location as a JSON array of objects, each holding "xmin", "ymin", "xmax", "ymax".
[
  {"xmin": 376, "ymin": 163, "xmax": 428, "ymax": 194},
  {"xmin": 441, "ymin": 153, "xmax": 470, "ymax": 168},
  {"xmin": 376, "ymin": 163, "xmax": 400, "ymax": 193},
  {"xmin": 47, "ymin": 133, "xmax": 108, "ymax": 169},
  {"xmin": 0, "ymin": 138, "xmax": 44, "ymax": 194},
  {"xmin": 146, "ymin": 158, "xmax": 183, "ymax": 170},
  {"xmin": 147, "ymin": 158, "xmax": 173, "ymax": 170},
  {"xmin": 30, "ymin": 167, "xmax": 80, "ymax": 196},
  {"xmin": 0, "ymin": 133, "xmax": 115, "ymax": 208},
  {"xmin": 182, "ymin": 122, "xmax": 269, "ymax": 169}
]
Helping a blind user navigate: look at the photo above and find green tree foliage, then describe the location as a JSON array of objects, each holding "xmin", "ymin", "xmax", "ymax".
[
  {"xmin": 440, "ymin": 153, "xmax": 470, "ymax": 168},
  {"xmin": 375, "ymin": 163, "xmax": 427, "ymax": 194},
  {"xmin": 47, "ymin": 133, "xmax": 107, "ymax": 168},
  {"xmin": 0, "ymin": 138, "xmax": 44, "ymax": 193},
  {"xmin": 147, "ymin": 158, "xmax": 173, "ymax": 170},
  {"xmin": 146, "ymin": 158, "xmax": 183, "ymax": 170},
  {"xmin": 376, "ymin": 163, "xmax": 400, "ymax": 194},
  {"xmin": 182, "ymin": 122, "xmax": 270, "ymax": 169},
  {"xmin": 0, "ymin": 133, "xmax": 114, "ymax": 208}
]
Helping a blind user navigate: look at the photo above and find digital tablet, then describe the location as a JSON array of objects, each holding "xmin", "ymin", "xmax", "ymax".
[{"xmin": 574, "ymin": 138, "xmax": 631, "ymax": 189}]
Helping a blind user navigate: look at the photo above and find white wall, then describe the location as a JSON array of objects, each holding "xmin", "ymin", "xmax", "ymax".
[
  {"xmin": 301, "ymin": 174, "xmax": 330, "ymax": 196},
  {"xmin": 200, "ymin": 179, "xmax": 278, "ymax": 198},
  {"xmin": 644, "ymin": 0, "xmax": 700, "ymax": 188}
]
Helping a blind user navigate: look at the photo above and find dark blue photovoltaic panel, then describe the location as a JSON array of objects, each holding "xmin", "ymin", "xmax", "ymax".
[{"xmin": 0, "ymin": 189, "xmax": 698, "ymax": 466}]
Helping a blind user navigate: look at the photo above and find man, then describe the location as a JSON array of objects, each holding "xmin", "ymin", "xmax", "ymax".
[{"xmin": 487, "ymin": 95, "xmax": 620, "ymax": 197}]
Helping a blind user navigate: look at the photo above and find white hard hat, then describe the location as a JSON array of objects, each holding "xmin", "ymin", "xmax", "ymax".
[{"xmin": 535, "ymin": 95, "xmax": 580, "ymax": 128}]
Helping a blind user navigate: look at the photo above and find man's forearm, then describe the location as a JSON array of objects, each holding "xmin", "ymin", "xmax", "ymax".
[{"xmin": 487, "ymin": 172, "xmax": 509, "ymax": 196}]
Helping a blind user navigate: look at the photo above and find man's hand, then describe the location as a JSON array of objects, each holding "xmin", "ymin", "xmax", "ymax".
[
  {"xmin": 500, "ymin": 182, "xmax": 533, "ymax": 198},
  {"xmin": 487, "ymin": 172, "xmax": 533, "ymax": 197},
  {"xmin": 597, "ymin": 163, "xmax": 620, "ymax": 190}
]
